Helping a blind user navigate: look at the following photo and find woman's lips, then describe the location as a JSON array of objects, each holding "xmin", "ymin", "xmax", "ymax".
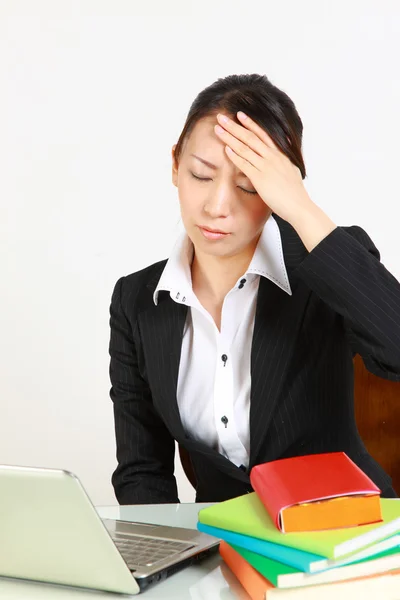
[{"xmin": 198, "ymin": 226, "xmax": 231, "ymax": 240}]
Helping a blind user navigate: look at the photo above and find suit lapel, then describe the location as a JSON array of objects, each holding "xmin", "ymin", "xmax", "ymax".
[
  {"xmin": 138, "ymin": 288, "xmax": 188, "ymax": 441},
  {"xmin": 142, "ymin": 279, "xmax": 250, "ymax": 483},
  {"xmin": 248, "ymin": 273, "xmax": 309, "ymax": 467},
  {"xmin": 248, "ymin": 215, "xmax": 311, "ymax": 466}
]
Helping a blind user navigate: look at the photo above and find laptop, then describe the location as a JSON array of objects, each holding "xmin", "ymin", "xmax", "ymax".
[{"xmin": 0, "ymin": 464, "xmax": 220, "ymax": 595}]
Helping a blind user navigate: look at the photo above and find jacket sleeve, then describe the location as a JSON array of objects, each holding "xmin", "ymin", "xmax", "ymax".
[
  {"xmin": 109, "ymin": 275, "xmax": 180, "ymax": 504},
  {"xmin": 295, "ymin": 224, "xmax": 400, "ymax": 381}
]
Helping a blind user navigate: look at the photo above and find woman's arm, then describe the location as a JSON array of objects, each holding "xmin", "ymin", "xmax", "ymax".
[
  {"xmin": 294, "ymin": 224, "xmax": 400, "ymax": 381},
  {"xmin": 109, "ymin": 276, "xmax": 180, "ymax": 504}
]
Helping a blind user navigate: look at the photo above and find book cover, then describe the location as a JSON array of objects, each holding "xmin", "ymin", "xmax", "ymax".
[
  {"xmin": 220, "ymin": 539, "xmax": 274, "ymax": 600},
  {"xmin": 250, "ymin": 452, "xmax": 382, "ymax": 532},
  {"xmin": 230, "ymin": 540, "xmax": 400, "ymax": 588},
  {"xmin": 197, "ymin": 521, "xmax": 324, "ymax": 572},
  {"xmin": 220, "ymin": 541, "xmax": 400, "ymax": 600},
  {"xmin": 198, "ymin": 495, "xmax": 400, "ymax": 562},
  {"xmin": 198, "ymin": 521, "xmax": 400, "ymax": 573}
]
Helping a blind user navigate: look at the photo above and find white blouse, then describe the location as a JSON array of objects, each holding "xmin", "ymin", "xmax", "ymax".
[{"xmin": 153, "ymin": 214, "xmax": 292, "ymax": 468}]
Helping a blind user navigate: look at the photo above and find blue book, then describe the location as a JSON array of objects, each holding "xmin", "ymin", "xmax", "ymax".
[{"xmin": 197, "ymin": 521, "xmax": 324, "ymax": 572}]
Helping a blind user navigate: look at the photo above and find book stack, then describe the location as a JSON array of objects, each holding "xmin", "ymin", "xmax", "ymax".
[{"xmin": 197, "ymin": 452, "xmax": 400, "ymax": 599}]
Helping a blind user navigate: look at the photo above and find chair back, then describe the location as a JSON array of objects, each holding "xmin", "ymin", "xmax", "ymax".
[{"xmin": 353, "ymin": 354, "xmax": 400, "ymax": 494}]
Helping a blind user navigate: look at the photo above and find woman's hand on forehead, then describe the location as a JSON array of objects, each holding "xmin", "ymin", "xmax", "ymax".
[{"xmin": 214, "ymin": 111, "xmax": 309, "ymax": 225}]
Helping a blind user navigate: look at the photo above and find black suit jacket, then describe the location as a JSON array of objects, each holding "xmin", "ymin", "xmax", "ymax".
[{"xmin": 109, "ymin": 215, "xmax": 400, "ymax": 504}]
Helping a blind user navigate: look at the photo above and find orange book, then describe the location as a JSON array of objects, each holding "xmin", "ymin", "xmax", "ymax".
[
  {"xmin": 220, "ymin": 540, "xmax": 274, "ymax": 600},
  {"xmin": 219, "ymin": 541, "xmax": 400, "ymax": 600},
  {"xmin": 250, "ymin": 452, "xmax": 382, "ymax": 532},
  {"xmin": 281, "ymin": 494, "xmax": 382, "ymax": 533}
]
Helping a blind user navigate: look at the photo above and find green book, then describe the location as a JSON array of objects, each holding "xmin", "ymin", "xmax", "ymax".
[
  {"xmin": 198, "ymin": 494, "xmax": 400, "ymax": 561},
  {"xmin": 230, "ymin": 541, "xmax": 400, "ymax": 589}
]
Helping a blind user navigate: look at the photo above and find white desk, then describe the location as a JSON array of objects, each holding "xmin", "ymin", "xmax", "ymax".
[{"xmin": 0, "ymin": 503, "xmax": 251, "ymax": 600}]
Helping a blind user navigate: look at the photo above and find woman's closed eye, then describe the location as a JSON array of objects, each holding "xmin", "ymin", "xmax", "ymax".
[{"xmin": 190, "ymin": 172, "xmax": 257, "ymax": 195}]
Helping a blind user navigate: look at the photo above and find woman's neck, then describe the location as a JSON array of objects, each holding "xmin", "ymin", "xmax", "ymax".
[{"xmin": 191, "ymin": 242, "xmax": 257, "ymax": 305}]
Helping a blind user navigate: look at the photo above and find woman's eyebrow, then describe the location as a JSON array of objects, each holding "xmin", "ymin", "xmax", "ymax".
[
  {"xmin": 190, "ymin": 154, "xmax": 217, "ymax": 170},
  {"xmin": 190, "ymin": 153, "xmax": 247, "ymax": 177}
]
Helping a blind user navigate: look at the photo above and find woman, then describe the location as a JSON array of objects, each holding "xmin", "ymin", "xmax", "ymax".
[{"xmin": 109, "ymin": 73, "xmax": 400, "ymax": 504}]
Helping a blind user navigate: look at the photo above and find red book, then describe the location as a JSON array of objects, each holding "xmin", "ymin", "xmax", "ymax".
[{"xmin": 250, "ymin": 452, "xmax": 382, "ymax": 533}]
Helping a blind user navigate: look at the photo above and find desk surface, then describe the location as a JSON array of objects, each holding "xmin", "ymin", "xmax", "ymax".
[{"xmin": 0, "ymin": 503, "xmax": 250, "ymax": 600}]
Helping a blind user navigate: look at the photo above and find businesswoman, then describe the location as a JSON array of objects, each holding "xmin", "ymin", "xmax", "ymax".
[{"xmin": 109, "ymin": 73, "xmax": 400, "ymax": 504}]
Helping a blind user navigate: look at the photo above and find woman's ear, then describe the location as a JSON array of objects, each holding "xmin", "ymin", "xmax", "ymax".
[{"xmin": 171, "ymin": 144, "xmax": 179, "ymax": 187}]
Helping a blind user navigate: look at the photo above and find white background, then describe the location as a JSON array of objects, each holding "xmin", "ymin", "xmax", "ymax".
[{"xmin": 1, "ymin": 0, "xmax": 399, "ymax": 505}]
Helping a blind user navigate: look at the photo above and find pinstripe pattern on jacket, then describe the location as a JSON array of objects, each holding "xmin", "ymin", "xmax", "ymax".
[{"xmin": 109, "ymin": 215, "xmax": 400, "ymax": 503}]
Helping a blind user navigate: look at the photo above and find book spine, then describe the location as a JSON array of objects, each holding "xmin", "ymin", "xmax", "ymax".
[{"xmin": 250, "ymin": 467, "xmax": 282, "ymax": 530}]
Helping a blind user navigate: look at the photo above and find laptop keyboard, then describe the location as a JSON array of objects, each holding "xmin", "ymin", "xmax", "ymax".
[{"xmin": 111, "ymin": 532, "xmax": 195, "ymax": 568}]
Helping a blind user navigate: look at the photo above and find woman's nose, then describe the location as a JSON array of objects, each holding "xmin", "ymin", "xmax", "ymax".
[{"xmin": 203, "ymin": 184, "xmax": 234, "ymax": 218}]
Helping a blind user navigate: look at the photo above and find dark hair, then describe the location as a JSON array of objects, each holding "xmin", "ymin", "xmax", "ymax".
[{"xmin": 173, "ymin": 73, "xmax": 306, "ymax": 179}]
